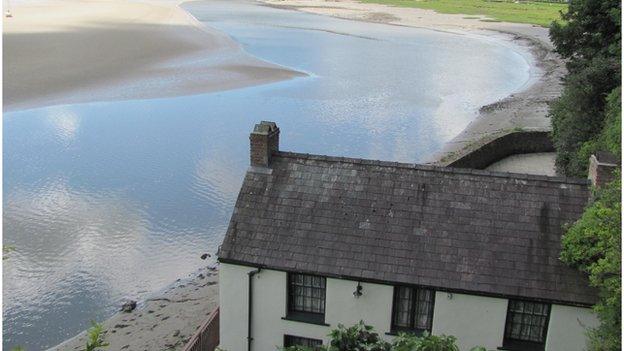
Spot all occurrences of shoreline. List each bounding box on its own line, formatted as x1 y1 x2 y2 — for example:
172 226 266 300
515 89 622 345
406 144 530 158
39 2 563 350
3 0 306 112
257 0 564 166
47 265 219 351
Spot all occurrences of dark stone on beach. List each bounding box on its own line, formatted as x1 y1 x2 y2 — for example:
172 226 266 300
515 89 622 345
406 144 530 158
114 324 130 329
198 273 205 279
121 300 137 312
200 253 210 260
173 330 180 337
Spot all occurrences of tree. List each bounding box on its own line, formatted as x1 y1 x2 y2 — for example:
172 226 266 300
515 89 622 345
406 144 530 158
561 176 621 351
549 2 621 350
549 0 621 176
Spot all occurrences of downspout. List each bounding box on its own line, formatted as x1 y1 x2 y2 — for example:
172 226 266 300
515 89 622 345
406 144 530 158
247 268 261 351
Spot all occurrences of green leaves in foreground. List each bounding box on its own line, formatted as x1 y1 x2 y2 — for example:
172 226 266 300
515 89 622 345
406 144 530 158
561 176 621 351
281 320 484 351
84 321 109 351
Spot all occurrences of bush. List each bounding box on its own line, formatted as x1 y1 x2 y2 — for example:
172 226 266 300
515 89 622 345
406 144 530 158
327 321 391 351
561 176 621 351
280 321 472 351
392 332 458 351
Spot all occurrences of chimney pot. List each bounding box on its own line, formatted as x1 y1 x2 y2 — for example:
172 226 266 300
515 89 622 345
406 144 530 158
588 152 619 187
250 121 279 167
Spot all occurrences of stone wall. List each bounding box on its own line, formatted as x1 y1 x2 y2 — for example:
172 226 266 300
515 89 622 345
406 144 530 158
446 131 554 169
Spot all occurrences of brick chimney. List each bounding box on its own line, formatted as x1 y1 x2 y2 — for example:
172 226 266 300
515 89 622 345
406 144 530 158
250 121 279 168
588 151 619 187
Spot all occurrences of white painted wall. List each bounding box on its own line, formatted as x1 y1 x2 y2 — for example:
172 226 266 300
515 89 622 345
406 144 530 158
219 263 597 351
546 304 599 351
432 291 508 350
220 263 395 351
325 278 394 341
219 263 255 351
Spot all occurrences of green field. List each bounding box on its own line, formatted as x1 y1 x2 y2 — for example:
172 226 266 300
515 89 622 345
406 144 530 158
359 0 567 27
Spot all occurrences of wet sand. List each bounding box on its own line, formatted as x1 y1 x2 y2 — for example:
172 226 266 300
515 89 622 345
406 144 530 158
3 0 305 111
48 266 219 351
259 0 564 167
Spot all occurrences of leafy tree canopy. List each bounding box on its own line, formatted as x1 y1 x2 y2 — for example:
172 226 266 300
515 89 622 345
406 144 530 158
549 0 621 176
561 175 621 351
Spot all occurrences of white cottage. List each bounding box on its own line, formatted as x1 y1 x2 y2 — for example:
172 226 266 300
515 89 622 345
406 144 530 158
218 122 604 351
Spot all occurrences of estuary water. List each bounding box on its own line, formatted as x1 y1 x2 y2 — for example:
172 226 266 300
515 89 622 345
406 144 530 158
3 0 532 349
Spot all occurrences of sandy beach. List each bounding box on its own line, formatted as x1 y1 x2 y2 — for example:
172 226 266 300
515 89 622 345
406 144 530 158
259 0 564 166
48 265 219 351
3 0 305 111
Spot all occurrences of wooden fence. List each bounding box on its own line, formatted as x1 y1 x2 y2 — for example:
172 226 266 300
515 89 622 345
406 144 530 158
182 307 220 351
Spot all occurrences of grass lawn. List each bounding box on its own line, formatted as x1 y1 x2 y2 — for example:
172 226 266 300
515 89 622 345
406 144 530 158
358 0 567 27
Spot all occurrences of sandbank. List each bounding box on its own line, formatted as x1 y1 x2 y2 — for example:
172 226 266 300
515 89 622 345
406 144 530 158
3 0 305 111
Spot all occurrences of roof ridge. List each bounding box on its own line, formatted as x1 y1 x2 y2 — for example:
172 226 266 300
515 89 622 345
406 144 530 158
273 151 590 185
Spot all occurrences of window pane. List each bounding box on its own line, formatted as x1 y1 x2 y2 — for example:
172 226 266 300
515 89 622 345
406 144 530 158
504 300 550 344
288 273 326 315
284 335 323 350
392 286 434 332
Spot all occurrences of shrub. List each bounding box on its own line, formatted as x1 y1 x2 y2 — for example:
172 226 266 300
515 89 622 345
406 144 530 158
327 321 391 351
279 322 467 351
561 176 621 351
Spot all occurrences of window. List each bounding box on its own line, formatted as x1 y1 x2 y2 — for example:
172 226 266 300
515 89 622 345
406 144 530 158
287 273 326 324
284 335 323 350
503 300 551 351
391 286 435 334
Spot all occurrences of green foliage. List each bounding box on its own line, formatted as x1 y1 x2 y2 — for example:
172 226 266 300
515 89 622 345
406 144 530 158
549 0 621 176
10 347 25 351
392 332 458 351
360 0 567 26
282 347 316 351
578 87 622 165
327 321 391 351
280 322 469 351
3 245 16 260
83 321 109 351
549 1 621 349
561 176 621 351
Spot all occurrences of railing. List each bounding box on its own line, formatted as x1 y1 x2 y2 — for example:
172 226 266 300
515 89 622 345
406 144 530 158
182 307 220 351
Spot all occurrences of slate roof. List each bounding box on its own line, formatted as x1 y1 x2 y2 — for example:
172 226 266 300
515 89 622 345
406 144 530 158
219 151 597 306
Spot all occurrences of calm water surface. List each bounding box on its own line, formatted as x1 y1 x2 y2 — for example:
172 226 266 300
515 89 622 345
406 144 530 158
3 0 532 349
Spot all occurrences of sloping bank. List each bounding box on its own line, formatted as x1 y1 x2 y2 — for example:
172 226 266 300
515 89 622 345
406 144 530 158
259 0 564 168
48 265 219 351
3 0 305 112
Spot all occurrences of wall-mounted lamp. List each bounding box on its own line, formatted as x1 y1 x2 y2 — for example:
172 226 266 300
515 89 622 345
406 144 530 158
353 282 363 298
447 292 453 300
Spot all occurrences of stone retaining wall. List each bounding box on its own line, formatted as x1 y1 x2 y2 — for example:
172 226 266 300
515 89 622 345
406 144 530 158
446 131 555 169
